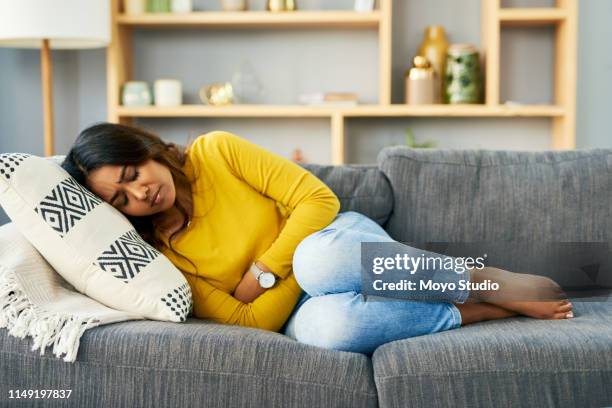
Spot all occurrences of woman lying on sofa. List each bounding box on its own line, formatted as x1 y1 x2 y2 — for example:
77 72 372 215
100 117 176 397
61 122 574 355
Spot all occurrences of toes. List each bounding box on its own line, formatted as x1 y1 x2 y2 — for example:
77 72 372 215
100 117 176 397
557 303 573 312
551 311 574 319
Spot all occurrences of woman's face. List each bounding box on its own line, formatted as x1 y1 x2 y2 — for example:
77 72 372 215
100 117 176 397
86 159 176 217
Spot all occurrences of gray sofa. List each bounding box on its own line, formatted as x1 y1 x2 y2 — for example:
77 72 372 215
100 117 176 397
1 146 611 407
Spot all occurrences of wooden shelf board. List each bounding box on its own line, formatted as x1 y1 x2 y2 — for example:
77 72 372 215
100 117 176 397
116 104 565 118
499 8 567 26
117 11 381 28
343 104 565 117
116 105 336 117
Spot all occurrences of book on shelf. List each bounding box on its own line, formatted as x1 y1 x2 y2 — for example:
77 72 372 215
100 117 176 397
298 92 358 106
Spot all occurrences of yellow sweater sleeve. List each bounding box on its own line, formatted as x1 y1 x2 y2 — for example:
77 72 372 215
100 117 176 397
196 130 341 279
183 271 303 332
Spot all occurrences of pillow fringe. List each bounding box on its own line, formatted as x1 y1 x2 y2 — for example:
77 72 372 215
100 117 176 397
0 268 100 363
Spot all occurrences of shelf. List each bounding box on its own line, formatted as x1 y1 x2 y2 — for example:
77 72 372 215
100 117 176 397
343 104 565 117
116 104 565 118
117 11 382 29
117 105 336 117
109 0 577 163
499 8 567 27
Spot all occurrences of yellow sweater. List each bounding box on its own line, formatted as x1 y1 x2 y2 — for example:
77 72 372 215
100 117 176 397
158 131 341 332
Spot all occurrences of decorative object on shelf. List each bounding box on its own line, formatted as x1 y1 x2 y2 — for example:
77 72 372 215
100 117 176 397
0 0 110 157
154 79 182 106
404 56 435 105
148 0 171 12
405 128 436 148
231 60 264 103
445 44 483 104
354 0 375 12
122 81 153 106
285 0 297 11
291 148 308 163
266 0 286 12
200 82 234 105
171 0 192 13
124 0 148 15
292 148 306 163
416 25 449 104
220 0 248 11
298 92 358 106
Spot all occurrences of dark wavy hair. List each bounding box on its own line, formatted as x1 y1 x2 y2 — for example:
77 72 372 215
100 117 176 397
61 122 196 271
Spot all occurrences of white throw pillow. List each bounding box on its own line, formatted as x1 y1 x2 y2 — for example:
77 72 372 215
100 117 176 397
0 153 192 322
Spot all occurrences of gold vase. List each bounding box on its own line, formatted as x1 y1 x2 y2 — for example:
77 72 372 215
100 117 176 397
266 0 285 12
285 0 297 11
416 26 449 103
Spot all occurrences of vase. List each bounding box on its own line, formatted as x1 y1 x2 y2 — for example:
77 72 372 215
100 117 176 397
266 0 285 12
121 82 152 106
154 79 182 107
148 0 170 12
445 44 483 104
220 0 247 11
171 0 192 13
405 56 435 105
416 25 449 103
124 0 147 14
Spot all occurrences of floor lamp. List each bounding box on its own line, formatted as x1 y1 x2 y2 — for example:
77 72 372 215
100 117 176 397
0 0 110 156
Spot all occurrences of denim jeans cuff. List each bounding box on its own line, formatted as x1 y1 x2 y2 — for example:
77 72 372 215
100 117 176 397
447 303 462 328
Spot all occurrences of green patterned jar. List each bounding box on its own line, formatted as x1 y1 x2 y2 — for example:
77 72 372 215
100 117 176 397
148 0 171 12
444 44 483 104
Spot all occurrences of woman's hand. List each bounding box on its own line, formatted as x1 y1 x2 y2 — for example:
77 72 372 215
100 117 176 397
232 261 275 303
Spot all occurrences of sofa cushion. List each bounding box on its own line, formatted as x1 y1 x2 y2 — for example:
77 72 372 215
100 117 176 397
0 319 379 408
0 153 192 322
301 163 392 226
377 147 612 242
377 148 612 284
372 298 612 408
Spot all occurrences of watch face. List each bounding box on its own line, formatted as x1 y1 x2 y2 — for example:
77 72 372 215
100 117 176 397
259 272 276 288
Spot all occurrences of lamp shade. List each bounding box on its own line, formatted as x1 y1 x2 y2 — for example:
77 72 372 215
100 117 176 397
0 0 110 49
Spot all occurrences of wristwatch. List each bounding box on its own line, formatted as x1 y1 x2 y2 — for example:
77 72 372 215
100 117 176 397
249 262 277 289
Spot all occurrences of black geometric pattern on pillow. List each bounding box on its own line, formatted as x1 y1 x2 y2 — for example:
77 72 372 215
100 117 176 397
161 282 192 322
35 177 102 238
94 230 159 283
0 153 30 181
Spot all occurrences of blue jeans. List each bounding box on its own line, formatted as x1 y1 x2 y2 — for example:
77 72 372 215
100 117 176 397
281 211 467 355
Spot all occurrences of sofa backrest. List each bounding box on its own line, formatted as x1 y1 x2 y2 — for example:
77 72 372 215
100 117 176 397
300 163 393 226
377 147 612 243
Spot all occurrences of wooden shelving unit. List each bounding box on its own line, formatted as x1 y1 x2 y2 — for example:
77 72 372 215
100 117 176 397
482 0 577 150
498 8 567 27
117 11 382 28
107 0 577 164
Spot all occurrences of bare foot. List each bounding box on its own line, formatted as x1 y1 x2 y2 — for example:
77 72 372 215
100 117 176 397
455 302 518 325
467 267 574 320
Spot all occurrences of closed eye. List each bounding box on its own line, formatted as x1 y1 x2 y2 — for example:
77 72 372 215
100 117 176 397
113 167 139 208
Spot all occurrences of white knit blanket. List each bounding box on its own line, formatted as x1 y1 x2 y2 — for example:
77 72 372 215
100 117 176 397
0 223 143 363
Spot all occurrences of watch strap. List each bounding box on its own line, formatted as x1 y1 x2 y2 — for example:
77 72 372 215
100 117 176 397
249 263 263 281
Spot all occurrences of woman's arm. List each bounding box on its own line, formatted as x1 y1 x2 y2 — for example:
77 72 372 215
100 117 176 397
184 270 302 332
200 131 341 280
232 260 275 303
